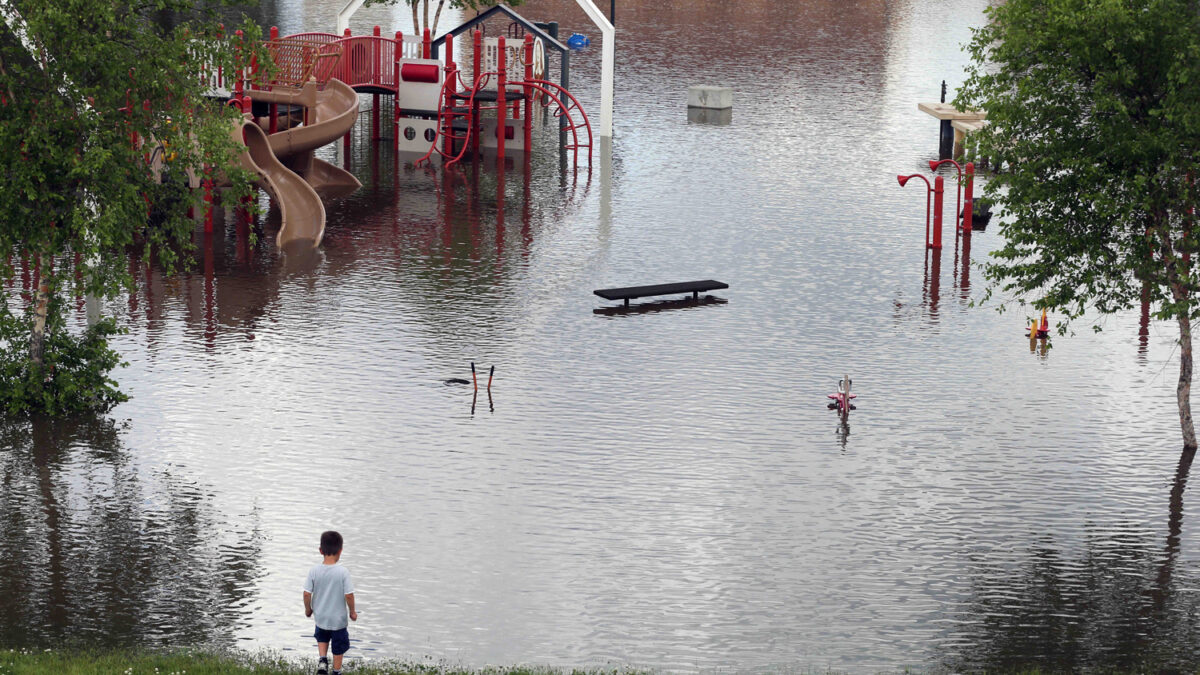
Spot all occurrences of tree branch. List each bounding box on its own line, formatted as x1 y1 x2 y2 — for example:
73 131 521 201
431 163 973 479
0 53 16 104
431 0 447 35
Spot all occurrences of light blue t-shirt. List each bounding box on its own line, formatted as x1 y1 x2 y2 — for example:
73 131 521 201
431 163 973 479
304 563 355 630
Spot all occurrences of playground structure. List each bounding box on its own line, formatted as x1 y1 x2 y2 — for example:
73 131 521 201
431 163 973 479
334 0 614 139
184 6 594 251
827 376 856 417
270 11 592 168
221 38 363 248
1027 309 1050 340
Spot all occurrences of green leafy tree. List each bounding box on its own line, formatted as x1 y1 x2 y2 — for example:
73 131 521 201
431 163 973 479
0 0 260 414
957 0 1200 451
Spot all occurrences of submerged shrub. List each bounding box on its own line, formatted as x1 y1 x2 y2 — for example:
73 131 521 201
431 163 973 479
0 301 128 416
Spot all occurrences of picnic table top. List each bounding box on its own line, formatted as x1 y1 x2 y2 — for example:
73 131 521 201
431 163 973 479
918 102 988 121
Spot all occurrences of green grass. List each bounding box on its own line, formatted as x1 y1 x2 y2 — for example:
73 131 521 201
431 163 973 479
0 648 650 675
7 648 1181 675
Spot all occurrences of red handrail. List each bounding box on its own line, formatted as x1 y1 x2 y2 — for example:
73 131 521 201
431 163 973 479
511 78 592 163
416 69 478 168
419 72 592 167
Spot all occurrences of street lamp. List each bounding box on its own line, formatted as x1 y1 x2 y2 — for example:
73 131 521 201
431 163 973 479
929 159 962 232
929 159 977 234
898 173 944 249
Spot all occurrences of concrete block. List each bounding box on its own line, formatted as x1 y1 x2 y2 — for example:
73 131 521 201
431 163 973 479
687 107 732 126
687 85 733 110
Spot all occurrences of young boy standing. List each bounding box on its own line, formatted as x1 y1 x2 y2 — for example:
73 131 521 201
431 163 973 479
303 531 357 675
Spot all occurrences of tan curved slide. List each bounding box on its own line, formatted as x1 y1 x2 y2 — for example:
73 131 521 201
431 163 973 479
231 78 362 248
236 118 327 248
252 79 361 191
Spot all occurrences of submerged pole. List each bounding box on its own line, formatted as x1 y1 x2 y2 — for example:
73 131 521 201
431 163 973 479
962 162 975 235
931 175 944 250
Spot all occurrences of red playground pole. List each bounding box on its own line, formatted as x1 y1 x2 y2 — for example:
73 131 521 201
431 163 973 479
342 29 352 151
216 23 225 89
523 34 533 151
497 36 507 164
372 26 381 140
234 30 245 96
394 31 403 151
963 162 975 235
423 28 431 59
472 30 482 87
928 158 963 233
472 30 482 155
931 175 944 250
268 26 279 134
203 167 214 234
443 33 456 158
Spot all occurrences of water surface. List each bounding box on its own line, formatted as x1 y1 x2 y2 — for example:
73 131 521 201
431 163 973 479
4 0 1200 671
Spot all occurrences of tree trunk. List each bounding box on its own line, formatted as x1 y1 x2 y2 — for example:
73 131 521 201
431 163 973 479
1158 206 1196 453
411 1 419 36
432 0 447 35
30 274 50 368
1177 311 1197 451
422 0 430 36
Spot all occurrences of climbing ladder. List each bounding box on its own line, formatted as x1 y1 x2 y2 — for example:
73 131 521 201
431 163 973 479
417 74 591 168
417 71 478 167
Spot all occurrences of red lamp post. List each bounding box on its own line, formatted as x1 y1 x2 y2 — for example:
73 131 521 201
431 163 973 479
929 159 962 232
898 173 944 249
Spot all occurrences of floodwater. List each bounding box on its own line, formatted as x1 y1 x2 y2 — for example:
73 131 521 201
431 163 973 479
4 0 1200 671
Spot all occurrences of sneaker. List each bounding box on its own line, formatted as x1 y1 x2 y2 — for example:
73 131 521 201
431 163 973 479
317 656 329 675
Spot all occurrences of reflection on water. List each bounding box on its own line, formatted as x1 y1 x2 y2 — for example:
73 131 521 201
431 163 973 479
0 417 263 648
4 0 1200 671
939 450 1200 672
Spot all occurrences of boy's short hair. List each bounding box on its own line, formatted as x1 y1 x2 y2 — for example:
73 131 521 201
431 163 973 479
320 530 343 556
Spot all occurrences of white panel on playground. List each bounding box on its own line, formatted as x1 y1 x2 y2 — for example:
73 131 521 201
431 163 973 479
398 33 424 59
475 37 544 90
394 57 444 113
479 118 527 153
394 118 441 154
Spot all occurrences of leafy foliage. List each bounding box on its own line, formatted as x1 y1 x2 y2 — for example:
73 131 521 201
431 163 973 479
0 296 127 415
0 0 264 414
957 0 1200 324
956 0 1200 449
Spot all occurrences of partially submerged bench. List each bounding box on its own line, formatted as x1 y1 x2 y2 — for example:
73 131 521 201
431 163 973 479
594 280 729 308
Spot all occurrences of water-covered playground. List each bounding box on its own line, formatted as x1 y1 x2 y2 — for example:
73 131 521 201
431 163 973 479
4 0 1200 671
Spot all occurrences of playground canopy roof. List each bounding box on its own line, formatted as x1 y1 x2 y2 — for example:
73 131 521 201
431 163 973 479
430 5 568 57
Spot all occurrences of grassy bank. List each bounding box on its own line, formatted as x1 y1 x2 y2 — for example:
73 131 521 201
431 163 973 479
0 649 647 675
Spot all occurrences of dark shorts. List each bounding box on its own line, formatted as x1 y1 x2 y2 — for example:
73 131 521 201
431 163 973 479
314 626 350 655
